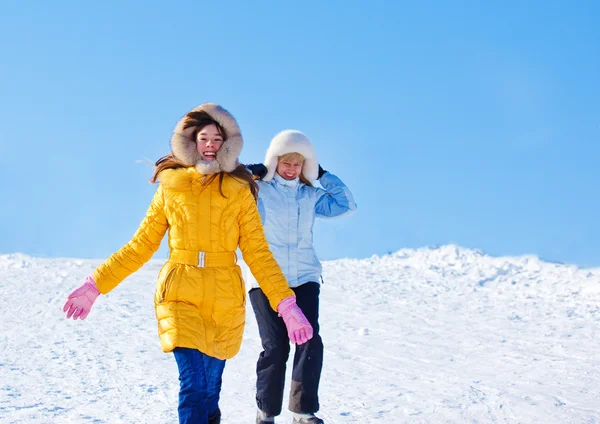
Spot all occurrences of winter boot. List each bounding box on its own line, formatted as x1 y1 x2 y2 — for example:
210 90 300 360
256 409 275 424
292 413 324 424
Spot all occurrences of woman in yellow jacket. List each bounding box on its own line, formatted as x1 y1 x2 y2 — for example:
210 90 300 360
62 103 314 424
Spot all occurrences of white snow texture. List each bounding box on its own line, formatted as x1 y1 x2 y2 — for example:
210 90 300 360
1 244 599 423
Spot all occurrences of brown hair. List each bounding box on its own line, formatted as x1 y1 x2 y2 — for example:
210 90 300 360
199 165 259 201
151 111 258 200
278 153 313 187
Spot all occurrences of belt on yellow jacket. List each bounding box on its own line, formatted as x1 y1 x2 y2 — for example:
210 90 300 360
169 249 237 267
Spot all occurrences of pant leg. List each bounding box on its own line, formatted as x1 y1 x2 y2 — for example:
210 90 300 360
289 282 323 414
203 354 226 422
173 347 225 424
249 287 291 416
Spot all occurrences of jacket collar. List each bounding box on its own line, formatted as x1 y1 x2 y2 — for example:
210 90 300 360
274 173 300 188
158 167 206 190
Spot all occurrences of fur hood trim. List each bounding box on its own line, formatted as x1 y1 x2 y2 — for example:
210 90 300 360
170 103 242 174
263 130 318 182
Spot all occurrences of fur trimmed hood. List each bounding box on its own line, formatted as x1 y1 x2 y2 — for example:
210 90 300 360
170 103 243 174
263 130 318 182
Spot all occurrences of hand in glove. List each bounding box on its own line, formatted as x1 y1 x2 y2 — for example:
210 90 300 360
63 276 101 320
318 165 327 179
277 296 314 344
247 163 268 180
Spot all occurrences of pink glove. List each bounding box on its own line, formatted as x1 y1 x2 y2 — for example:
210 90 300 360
63 276 101 320
277 296 314 345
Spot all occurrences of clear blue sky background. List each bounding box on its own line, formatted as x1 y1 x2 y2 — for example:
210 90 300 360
1 1 599 266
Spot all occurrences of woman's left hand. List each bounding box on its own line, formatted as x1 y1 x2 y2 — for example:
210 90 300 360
63 276 101 320
277 296 314 344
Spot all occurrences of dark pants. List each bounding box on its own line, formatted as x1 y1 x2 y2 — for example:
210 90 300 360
173 347 226 424
249 282 323 416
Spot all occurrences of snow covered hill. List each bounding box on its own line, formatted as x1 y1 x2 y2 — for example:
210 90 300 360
1 245 599 423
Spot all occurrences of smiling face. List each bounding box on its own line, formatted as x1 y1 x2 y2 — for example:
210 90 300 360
276 153 304 180
196 124 224 162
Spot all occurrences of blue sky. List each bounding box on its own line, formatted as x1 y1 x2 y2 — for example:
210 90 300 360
1 1 599 266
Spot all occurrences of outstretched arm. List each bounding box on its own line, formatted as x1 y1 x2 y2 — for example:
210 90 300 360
237 187 294 310
92 185 169 294
238 186 314 344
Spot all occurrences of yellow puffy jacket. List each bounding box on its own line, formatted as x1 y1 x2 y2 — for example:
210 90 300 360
93 166 294 359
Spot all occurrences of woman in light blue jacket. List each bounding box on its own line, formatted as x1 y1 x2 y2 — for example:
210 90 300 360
247 130 356 424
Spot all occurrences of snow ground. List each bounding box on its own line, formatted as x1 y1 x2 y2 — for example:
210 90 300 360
1 245 599 423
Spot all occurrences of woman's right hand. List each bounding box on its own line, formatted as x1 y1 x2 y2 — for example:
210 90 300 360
63 276 101 320
247 163 268 180
277 296 314 344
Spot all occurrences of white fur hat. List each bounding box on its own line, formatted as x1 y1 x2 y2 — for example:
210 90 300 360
263 130 318 181
170 103 242 174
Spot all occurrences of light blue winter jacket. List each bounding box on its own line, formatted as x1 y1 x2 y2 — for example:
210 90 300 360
252 171 357 288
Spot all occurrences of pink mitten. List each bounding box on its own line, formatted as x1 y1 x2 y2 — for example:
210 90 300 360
277 296 314 345
63 276 101 320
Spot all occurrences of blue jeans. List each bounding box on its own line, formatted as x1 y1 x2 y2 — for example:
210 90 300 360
173 347 226 424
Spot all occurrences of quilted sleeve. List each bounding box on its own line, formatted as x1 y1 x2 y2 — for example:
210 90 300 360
93 185 169 294
237 187 294 310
